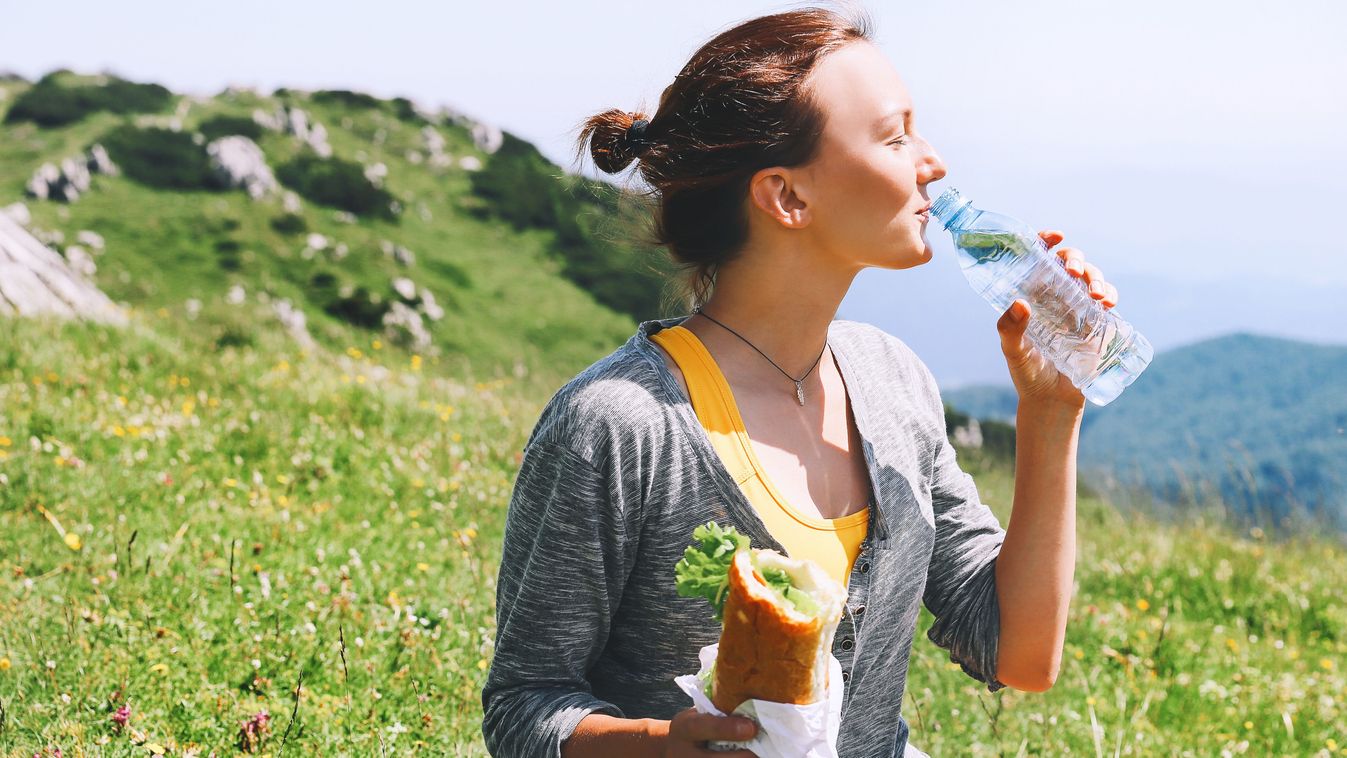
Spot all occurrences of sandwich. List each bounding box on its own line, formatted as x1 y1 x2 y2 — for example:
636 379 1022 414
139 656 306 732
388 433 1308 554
674 521 847 713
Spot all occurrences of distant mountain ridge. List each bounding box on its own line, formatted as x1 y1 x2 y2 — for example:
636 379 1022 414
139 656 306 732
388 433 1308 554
943 332 1347 529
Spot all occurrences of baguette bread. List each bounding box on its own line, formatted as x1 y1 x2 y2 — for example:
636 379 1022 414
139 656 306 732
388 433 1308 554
712 548 846 713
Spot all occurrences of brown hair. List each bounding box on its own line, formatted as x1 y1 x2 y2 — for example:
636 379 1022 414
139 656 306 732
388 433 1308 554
572 3 874 313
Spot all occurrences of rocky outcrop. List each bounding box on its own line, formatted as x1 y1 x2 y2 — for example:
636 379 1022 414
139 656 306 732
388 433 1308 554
26 144 119 202
952 418 983 449
382 301 431 351
422 126 453 169
380 239 415 267
206 136 277 199
470 121 503 155
253 104 332 157
272 298 315 348
0 210 127 325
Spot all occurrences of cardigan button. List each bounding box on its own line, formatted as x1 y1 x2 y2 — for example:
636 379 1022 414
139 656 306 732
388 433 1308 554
854 604 865 617
841 638 855 652
841 670 851 684
858 562 870 574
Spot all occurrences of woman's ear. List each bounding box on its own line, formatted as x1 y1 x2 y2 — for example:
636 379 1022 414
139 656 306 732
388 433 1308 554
748 167 811 230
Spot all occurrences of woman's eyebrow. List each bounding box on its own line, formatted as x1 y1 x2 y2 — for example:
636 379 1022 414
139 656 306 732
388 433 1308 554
873 108 912 136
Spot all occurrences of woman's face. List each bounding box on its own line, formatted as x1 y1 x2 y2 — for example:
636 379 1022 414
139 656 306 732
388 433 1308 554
792 40 947 271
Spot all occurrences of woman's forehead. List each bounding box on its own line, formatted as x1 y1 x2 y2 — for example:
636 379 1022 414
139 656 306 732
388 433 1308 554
808 42 913 134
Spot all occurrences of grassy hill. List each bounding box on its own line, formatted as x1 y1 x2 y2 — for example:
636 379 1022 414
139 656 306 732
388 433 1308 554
0 71 678 380
1 74 1345 755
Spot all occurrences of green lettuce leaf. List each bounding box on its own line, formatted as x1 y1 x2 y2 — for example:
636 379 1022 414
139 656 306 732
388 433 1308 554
674 521 749 622
759 566 821 618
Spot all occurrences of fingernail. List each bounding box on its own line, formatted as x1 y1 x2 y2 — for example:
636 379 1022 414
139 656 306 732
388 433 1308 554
738 721 754 738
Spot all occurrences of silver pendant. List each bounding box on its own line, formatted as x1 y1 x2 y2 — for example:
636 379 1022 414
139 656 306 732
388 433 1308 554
796 382 805 406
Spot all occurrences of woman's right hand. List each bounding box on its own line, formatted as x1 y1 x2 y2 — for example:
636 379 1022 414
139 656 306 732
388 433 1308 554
660 707 759 757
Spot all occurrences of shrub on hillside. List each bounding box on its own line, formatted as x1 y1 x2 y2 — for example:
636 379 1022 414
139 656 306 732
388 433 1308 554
311 89 382 110
467 130 671 319
100 125 223 190
5 74 172 127
270 213 307 235
391 97 427 124
276 153 397 220
198 114 264 142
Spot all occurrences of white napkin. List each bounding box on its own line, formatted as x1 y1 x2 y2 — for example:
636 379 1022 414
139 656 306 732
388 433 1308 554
673 642 845 757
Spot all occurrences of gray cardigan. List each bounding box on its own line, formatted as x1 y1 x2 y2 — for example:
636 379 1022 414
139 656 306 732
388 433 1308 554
482 315 1007 757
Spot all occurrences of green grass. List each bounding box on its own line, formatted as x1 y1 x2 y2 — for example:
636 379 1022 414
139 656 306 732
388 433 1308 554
1 311 1344 756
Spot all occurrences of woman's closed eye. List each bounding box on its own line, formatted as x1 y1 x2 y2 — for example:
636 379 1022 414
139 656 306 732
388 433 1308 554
889 135 909 147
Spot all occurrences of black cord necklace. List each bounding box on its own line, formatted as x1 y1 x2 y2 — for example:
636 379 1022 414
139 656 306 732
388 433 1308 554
693 306 828 407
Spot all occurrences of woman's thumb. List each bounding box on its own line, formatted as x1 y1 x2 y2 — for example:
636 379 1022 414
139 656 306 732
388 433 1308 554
997 299 1032 356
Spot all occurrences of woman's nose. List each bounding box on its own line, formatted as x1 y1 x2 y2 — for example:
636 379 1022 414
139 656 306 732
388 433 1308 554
916 137 947 183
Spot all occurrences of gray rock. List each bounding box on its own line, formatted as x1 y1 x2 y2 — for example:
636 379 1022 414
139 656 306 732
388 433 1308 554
282 191 302 214
382 301 431 351
2 203 30 226
257 105 332 157
471 121 503 154
206 136 277 199
76 230 105 251
273 298 316 348
952 418 983 449
364 162 388 187
26 163 60 200
419 287 444 322
86 144 119 176
226 284 246 305
63 245 96 279
0 212 127 325
392 276 417 301
457 155 483 172
26 145 119 203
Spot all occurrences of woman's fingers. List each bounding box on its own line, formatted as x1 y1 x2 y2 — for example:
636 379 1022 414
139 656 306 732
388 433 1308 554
670 708 758 744
1056 247 1085 276
1043 234 1120 308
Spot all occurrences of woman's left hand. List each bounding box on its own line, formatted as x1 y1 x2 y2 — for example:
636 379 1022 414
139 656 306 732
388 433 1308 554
996 230 1119 409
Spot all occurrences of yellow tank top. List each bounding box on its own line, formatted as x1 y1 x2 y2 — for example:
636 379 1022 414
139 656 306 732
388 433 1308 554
649 325 869 589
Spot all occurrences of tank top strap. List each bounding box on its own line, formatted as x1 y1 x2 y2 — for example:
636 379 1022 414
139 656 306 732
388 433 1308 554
648 325 757 484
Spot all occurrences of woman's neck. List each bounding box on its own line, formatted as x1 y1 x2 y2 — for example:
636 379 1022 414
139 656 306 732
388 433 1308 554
683 248 860 390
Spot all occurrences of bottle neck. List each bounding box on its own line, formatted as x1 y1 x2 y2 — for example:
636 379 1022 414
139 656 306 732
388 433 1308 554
929 187 976 230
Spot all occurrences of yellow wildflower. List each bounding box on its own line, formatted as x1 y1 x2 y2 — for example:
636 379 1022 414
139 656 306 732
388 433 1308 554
1136 598 1150 611
1226 638 1238 653
64 532 82 551
1321 658 1334 670
417 562 430 572
0 436 11 447
149 663 168 675
0 657 11 670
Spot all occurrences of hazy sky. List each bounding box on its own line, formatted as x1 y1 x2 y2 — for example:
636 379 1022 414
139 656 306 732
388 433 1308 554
4 0 1345 387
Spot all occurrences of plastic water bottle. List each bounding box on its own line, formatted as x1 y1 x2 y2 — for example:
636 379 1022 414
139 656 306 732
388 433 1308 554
928 186 1153 406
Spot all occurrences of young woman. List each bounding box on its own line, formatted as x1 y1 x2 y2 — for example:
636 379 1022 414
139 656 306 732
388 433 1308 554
482 6 1119 757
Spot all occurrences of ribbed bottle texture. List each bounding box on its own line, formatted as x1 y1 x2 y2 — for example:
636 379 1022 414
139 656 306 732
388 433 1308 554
928 187 1153 406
